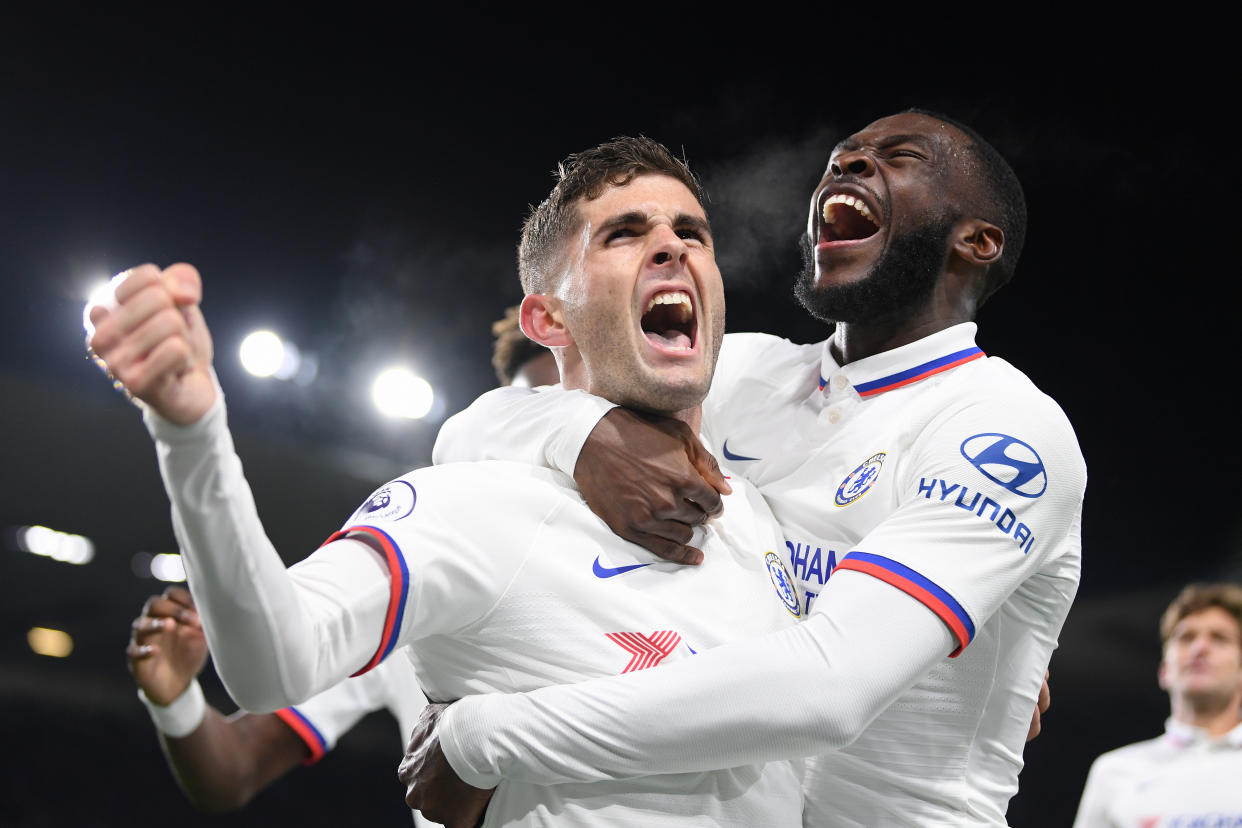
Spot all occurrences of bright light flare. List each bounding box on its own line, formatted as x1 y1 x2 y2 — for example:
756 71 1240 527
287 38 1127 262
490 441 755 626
371 367 434 419
239 330 304 380
150 553 187 583
82 277 120 337
17 525 95 565
28 627 74 658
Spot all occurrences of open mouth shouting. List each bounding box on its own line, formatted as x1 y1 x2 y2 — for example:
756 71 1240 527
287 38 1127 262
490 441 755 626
819 191 882 246
640 289 696 353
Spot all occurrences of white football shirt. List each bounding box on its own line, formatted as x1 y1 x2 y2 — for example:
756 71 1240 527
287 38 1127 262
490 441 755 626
701 324 1085 825
431 323 1086 826
331 458 806 827
144 395 805 827
1073 719 1242 827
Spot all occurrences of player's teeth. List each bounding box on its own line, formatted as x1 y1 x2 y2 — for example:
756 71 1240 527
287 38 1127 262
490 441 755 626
646 291 692 316
822 193 878 226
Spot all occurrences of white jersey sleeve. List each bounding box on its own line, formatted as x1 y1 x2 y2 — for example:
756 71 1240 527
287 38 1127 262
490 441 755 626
437 568 955 788
431 384 615 475
700 332 817 452
145 392 394 713
273 658 428 764
833 369 1085 655
321 463 559 680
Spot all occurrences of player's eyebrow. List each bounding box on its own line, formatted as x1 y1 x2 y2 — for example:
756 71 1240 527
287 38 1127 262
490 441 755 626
596 211 649 236
595 211 712 239
832 133 935 156
675 213 713 239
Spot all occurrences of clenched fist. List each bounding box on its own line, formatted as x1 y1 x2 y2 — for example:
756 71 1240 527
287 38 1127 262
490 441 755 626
86 263 215 425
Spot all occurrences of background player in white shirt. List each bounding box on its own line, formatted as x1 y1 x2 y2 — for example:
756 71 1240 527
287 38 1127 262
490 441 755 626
1073 582 1242 827
86 137 808 827
405 109 1087 827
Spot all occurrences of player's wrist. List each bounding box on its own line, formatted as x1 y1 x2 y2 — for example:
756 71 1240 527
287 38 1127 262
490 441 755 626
141 367 226 440
138 678 206 738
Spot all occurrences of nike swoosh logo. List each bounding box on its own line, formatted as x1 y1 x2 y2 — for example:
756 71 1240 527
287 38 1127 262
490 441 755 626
722 439 760 462
592 557 654 579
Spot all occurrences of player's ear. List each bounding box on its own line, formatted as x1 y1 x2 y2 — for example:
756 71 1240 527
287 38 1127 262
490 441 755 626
951 219 1003 267
520 294 572 348
1156 660 1170 692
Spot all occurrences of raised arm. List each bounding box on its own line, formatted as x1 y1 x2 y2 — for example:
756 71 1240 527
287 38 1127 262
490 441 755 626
89 264 390 710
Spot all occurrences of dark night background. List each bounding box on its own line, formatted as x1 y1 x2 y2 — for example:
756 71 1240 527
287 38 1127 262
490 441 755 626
1 10 1235 827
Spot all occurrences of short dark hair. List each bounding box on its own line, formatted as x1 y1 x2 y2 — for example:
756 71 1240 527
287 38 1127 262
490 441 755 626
906 109 1027 305
1159 582 1242 648
490 304 548 386
518 136 706 295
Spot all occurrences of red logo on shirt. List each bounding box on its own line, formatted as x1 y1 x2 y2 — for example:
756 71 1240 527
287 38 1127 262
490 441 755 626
607 631 682 673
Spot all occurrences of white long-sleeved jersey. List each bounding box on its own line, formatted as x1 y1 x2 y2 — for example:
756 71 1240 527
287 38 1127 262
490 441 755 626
146 392 805 827
431 324 1087 826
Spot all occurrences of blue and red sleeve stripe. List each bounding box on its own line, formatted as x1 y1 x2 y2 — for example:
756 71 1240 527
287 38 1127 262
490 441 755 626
274 707 328 765
835 551 975 656
320 524 409 676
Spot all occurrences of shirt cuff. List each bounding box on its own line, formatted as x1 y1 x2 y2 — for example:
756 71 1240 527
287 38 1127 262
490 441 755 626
438 697 502 790
545 390 617 478
141 368 227 445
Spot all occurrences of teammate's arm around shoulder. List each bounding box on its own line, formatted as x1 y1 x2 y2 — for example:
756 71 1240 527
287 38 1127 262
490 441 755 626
433 385 730 565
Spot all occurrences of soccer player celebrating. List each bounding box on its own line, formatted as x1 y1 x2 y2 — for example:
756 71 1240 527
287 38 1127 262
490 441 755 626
123 311 556 826
87 137 808 827
409 110 1088 827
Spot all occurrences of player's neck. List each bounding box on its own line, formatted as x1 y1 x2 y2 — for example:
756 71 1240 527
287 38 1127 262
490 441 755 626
830 312 966 366
560 370 703 434
1172 696 1242 738
666 406 702 435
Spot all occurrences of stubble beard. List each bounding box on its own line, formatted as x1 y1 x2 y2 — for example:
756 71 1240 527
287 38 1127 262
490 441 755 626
582 339 714 417
794 216 956 327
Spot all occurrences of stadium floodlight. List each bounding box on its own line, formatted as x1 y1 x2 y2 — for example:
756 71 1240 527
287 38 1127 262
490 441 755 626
240 330 299 378
16 525 95 565
371 366 434 420
28 627 74 658
149 552 187 583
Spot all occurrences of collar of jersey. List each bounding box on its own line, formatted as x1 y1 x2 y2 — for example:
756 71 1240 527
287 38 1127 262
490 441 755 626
1163 716 1242 749
817 322 984 398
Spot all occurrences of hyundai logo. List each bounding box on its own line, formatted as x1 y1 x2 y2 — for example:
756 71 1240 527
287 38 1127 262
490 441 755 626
960 433 1047 498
